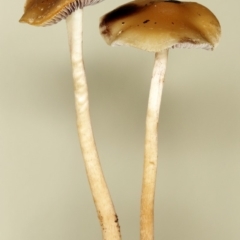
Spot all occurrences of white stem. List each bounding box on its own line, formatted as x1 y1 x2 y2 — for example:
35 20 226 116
140 50 168 240
66 9 121 240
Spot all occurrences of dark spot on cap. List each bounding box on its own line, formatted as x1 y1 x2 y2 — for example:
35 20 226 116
100 3 141 27
164 0 182 3
143 19 150 24
114 214 119 223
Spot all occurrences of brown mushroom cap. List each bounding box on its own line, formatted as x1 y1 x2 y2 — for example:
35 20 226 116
20 0 103 26
100 0 221 52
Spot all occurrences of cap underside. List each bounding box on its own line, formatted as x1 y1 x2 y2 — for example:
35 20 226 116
20 0 103 26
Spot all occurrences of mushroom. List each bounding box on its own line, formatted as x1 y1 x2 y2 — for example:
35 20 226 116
99 0 221 239
19 1 121 239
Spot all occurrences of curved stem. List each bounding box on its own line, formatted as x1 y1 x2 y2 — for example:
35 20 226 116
140 50 168 240
66 9 121 240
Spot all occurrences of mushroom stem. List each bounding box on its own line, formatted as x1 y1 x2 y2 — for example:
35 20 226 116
140 49 168 240
66 9 121 240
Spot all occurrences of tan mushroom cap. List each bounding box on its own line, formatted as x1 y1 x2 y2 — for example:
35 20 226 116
20 0 103 26
100 0 221 52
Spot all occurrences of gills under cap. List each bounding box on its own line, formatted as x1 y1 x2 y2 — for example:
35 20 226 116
100 0 221 52
20 0 103 26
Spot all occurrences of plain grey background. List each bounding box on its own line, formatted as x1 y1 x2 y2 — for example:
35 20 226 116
1 0 239 239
